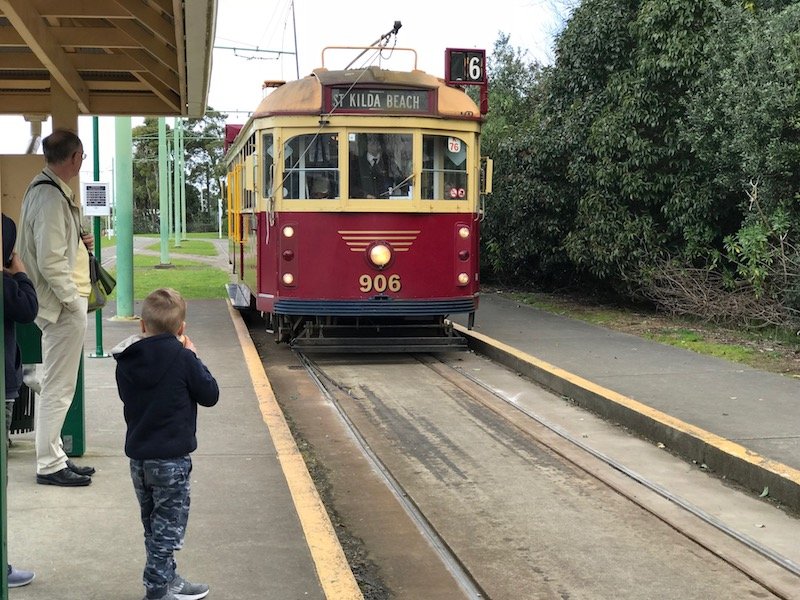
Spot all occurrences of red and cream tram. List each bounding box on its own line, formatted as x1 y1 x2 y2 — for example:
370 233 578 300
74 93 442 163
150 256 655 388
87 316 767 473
225 28 491 351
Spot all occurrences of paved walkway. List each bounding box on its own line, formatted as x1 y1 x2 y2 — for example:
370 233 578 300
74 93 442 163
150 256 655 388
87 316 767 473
6 275 360 598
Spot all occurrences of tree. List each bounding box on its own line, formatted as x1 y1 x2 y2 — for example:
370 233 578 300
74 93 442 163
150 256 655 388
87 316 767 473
131 109 228 233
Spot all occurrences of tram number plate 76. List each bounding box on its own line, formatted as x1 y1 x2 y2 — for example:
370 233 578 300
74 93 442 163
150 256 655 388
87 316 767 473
359 274 401 293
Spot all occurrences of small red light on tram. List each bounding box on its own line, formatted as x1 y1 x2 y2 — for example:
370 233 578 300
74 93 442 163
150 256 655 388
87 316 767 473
282 250 294 261
458 250 470 261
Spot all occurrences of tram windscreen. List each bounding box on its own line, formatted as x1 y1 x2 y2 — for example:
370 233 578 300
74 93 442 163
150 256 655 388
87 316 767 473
348 133 412 199
262 133 274 197
421 135 468 200
283 133 340 199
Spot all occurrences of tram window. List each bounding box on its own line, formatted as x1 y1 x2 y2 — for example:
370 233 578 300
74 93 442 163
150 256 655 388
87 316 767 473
421 135 468 200
348 133 412 199
284 133 339 199
262 133 274 198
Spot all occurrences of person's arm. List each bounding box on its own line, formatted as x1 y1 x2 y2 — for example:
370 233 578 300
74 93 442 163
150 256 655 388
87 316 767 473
3 263 38 324
184 351 220 408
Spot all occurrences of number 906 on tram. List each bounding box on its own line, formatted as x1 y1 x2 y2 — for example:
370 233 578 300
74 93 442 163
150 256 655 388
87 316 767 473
225 33 492 352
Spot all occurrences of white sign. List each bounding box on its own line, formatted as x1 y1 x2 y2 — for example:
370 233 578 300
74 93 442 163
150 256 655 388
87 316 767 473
82 182 111 216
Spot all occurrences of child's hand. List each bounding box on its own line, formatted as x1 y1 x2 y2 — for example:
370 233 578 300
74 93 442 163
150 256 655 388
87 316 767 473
179 334 197 354
5 253 26 275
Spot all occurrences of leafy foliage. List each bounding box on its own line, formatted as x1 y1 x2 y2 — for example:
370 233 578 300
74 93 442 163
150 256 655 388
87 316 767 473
481 0 800 327
131 110 227 233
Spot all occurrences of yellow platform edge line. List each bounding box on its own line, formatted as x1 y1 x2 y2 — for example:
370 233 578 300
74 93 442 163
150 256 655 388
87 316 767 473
227 302 364 600
453 323 800 485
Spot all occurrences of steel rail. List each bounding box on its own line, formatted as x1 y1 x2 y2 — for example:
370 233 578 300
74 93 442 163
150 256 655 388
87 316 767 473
436 357 800 584
298 352 488 600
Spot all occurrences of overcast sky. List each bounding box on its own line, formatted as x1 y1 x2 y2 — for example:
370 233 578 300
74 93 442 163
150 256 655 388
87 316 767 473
210 0 563 119
0 0 563 185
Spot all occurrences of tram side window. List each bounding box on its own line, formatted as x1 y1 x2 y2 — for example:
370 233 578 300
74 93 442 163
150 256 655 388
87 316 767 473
283 133 339 199
421 135 468 200
262 133 274 197
348 133 412 199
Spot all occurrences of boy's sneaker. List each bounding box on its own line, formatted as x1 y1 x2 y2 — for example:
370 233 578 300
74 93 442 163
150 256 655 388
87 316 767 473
8 564 35 587
142 594 177 600
169 575 209 600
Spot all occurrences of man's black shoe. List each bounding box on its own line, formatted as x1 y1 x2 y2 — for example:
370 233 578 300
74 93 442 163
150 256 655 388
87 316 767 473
36 468 91 487
66 459 95 476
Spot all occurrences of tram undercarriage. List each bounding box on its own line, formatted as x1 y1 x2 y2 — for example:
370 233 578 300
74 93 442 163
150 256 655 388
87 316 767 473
270 314 468 353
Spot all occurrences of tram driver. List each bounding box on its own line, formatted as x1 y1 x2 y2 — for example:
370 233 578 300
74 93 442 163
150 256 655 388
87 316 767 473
349 134 403 199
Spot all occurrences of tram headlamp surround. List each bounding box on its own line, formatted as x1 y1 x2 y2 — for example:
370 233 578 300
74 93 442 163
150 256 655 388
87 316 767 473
458 226 470 239
457 272 470 285
368 243 392 268
282 273 294 285
282 226 294 238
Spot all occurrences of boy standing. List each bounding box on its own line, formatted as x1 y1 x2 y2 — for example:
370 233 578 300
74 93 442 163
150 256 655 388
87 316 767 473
113 288 219 600
3 214 38 588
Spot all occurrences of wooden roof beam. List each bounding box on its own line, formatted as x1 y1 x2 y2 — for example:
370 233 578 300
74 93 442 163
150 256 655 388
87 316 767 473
113 0 174 47
113 18 177 72
172 0 187 115
132 70 180 112
0 0 90 112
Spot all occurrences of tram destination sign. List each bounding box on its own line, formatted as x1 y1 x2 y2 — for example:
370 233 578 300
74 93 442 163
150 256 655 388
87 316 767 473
328 87 432 114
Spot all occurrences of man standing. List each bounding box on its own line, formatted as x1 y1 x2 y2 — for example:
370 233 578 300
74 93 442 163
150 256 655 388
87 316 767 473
17 129 95 487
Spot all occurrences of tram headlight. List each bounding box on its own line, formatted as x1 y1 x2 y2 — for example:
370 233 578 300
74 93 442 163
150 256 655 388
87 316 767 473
282 273 294 285
458 226 470 239
282 226 294 238
368 243 392 268
457 272 470 286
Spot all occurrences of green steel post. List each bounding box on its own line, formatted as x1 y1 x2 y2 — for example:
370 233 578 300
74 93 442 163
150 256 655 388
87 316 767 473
1 275 6 598
167 137 173 244
180 120 187 240
114 117 134 317
61 358 85 456
172 118 181 247
91 116 108 358
158 119 172 268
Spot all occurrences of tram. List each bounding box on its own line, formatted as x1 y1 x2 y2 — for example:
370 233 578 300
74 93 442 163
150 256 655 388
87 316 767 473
225 24 492 352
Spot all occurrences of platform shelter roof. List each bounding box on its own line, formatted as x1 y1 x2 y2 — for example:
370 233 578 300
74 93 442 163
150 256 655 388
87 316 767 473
0 0 216 117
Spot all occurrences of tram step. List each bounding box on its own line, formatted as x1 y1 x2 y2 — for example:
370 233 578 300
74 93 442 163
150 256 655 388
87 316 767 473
226 283 251 309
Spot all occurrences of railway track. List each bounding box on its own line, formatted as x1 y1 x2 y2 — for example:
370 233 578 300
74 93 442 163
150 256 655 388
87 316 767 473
250 322 800 599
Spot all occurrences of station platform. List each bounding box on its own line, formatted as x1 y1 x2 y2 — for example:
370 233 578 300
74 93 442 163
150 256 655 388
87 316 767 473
7 290 800 598
5 299 361 600
452 293 800 513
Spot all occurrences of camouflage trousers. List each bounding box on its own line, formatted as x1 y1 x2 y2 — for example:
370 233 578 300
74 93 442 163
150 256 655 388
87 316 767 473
130 456 192 598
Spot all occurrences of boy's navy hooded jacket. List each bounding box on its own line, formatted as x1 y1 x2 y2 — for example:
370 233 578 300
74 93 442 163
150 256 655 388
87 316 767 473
113 332 219 460
3 214 38 399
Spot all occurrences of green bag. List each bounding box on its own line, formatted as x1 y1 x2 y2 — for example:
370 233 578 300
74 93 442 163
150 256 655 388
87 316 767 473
87 252 116 312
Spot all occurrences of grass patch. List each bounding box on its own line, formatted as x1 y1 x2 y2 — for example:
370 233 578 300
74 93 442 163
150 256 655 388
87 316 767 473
502 288 800 375
144 239 218 256
643 328 757 363
109 255 228 300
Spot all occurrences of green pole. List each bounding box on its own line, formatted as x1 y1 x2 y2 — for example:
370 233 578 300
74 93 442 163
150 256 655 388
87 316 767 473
90 116 108 358
172 118 181 248
158 118 171 267
114 117 134 318
167 137 173 244
180 121 187 240
1 269 7 598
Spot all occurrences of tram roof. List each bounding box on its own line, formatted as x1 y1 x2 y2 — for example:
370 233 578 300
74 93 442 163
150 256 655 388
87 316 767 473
250 66 481 121
0 1 216 117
